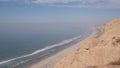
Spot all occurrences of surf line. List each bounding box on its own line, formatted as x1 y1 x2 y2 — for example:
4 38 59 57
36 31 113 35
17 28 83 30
0 35 81 65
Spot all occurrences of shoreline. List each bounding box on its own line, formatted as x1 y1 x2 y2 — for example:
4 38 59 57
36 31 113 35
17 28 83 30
29 40 83 68
28 24 100 68
0 35 82 68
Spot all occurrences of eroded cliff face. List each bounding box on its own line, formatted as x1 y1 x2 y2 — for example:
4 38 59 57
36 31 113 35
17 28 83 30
55 19 120 68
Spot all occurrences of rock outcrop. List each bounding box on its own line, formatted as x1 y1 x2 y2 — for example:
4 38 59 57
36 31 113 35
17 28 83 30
55 19 120 68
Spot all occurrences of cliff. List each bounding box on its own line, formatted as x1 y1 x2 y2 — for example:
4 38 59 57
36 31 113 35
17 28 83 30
55 19 120 68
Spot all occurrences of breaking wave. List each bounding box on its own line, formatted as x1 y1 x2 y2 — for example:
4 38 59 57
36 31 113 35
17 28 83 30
0 35 81 65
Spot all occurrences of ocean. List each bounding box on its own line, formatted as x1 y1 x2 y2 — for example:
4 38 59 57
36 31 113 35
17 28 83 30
0 22 89 68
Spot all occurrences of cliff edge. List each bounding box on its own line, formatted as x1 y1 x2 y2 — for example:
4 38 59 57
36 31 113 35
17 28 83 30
55 19 120 68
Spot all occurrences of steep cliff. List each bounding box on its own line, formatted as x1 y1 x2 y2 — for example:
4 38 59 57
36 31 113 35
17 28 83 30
55 19 120 68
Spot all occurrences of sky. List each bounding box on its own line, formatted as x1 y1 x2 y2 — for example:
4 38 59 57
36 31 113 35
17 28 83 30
0 0 120 24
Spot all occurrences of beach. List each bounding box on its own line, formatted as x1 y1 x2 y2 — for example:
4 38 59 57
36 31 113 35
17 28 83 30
29 19 120 68
29 41 82 68
28 21 95 68
0 1 120 68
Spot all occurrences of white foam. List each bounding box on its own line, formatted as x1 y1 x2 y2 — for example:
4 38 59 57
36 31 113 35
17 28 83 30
0 35 81 65
10 59 30 68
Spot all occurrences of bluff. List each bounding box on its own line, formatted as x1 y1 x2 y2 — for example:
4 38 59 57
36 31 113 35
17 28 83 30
55 19 120 68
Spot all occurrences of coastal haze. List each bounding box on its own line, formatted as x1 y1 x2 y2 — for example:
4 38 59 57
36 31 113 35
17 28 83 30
0 22 87 61
0 19 90 67
0 0 120 68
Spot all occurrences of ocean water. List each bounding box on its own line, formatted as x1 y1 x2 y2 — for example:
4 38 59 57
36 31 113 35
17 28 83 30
0 22 89 68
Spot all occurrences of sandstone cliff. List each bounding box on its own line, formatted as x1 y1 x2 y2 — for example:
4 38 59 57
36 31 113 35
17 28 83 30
55 19 120 68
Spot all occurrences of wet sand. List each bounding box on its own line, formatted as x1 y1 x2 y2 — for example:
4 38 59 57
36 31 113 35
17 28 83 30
29 41 82 68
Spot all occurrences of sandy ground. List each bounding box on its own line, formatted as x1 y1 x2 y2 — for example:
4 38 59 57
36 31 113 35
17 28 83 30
29 19 120 68
29 41 82 68
55 19 120 68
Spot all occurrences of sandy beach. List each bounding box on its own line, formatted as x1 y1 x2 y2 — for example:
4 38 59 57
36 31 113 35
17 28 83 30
29 23 95 68
29 19 120 68
29 41 82 68
0 1 120 68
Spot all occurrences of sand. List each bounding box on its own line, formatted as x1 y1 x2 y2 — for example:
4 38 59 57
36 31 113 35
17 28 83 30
29 41 82 68
30 18 120 68
55 19 120 68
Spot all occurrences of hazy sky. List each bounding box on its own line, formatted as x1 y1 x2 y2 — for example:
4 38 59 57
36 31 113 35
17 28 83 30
0 0 120 23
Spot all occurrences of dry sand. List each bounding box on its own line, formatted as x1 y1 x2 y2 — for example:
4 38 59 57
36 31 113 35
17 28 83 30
30 18 120 68
29 41 83 68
